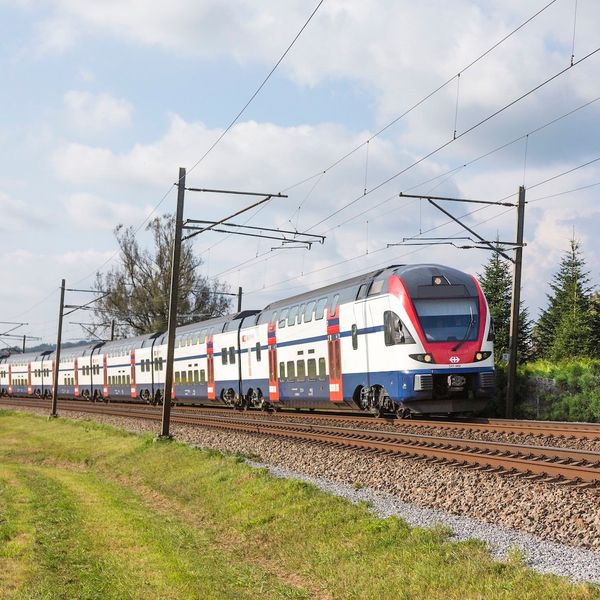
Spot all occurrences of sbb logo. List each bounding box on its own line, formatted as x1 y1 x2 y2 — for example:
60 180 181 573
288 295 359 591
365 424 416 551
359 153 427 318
449 356 460 363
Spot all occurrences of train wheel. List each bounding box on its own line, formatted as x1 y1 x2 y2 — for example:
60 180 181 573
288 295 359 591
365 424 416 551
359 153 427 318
396 406 411 419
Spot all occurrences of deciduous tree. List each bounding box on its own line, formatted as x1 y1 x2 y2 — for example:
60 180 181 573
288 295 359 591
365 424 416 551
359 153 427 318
92 215 231 338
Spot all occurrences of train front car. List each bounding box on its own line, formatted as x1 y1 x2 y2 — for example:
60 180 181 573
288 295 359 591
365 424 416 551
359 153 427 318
379 264 494 416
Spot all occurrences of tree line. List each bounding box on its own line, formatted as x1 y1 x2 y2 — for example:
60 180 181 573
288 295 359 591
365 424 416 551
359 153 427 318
479 236 600 364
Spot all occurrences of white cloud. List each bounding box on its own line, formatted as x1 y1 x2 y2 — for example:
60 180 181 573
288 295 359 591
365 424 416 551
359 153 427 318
34 16 78 54
0 191 35 232
64 192 147 229
64 90 133 134
32 1 600 122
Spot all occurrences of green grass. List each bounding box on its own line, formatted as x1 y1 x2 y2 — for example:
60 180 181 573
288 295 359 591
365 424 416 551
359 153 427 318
0 409 597 599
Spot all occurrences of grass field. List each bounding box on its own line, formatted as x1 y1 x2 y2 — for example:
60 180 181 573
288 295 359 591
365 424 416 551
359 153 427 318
0 409 597 599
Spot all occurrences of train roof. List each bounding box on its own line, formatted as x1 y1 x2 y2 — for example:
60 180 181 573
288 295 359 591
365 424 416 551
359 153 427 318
262 266 400 311
261 263 477 313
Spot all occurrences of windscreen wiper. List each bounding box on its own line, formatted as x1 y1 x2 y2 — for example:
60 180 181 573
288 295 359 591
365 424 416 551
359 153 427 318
452 307 474 352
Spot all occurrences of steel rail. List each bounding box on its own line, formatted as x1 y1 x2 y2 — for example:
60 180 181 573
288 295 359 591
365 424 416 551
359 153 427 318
2 398 598 485
2 397 600 439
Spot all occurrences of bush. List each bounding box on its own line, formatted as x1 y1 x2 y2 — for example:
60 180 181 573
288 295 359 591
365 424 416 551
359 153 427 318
509 359 600 422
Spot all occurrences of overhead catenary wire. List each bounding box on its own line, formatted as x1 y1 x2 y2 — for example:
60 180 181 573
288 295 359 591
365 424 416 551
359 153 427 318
243 152 600 297
306 45 600 233
280 0 560 195
70 0 326 289
72 0 566 296
211 93 600 281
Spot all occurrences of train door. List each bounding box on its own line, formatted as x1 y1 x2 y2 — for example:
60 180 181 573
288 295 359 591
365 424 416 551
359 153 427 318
27 363 32 396
40 356 47 396
130 351 137 399
352 290 371 389
74 358 80 397
267 322 279 402
7 364 12 396
207 336 215 400
326 303 344 403
102 354 108 398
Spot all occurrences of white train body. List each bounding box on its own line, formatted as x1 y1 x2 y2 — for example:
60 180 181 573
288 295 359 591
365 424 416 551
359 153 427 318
0 264 495 415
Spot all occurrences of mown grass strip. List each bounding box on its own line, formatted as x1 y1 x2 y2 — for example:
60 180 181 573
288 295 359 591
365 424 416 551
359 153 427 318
51 469 309 599
0 409 597 599
0 469 33 599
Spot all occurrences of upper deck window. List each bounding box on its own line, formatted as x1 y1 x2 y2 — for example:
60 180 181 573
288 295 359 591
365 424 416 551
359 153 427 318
368 279 384 296
412 298 479 343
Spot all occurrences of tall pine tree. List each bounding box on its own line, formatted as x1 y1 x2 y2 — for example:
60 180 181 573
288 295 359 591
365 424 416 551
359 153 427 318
478 250 532 363
533 237 593 360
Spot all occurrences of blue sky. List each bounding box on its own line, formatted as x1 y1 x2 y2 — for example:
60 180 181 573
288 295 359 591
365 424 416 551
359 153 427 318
1 0 600 345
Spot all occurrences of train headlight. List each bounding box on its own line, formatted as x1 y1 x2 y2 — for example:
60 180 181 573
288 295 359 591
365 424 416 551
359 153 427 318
409 353 435 364
473 351 492 362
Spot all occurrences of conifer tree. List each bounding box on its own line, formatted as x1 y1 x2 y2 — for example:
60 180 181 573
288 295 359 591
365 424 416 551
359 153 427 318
589 292 600 359
533 237 593 360
478 250 532 363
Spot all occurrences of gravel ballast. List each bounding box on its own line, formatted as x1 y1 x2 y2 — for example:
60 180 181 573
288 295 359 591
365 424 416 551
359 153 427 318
5 405 600 584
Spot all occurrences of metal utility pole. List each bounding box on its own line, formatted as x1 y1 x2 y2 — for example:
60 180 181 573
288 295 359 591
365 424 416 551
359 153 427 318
237 287 242 312
505 186 526 418
111 319 115 341
22 335 26 353
160 167 186 439
50 279 66 418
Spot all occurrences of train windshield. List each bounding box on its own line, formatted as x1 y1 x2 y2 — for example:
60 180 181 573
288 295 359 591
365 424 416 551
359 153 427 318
412 298 479 343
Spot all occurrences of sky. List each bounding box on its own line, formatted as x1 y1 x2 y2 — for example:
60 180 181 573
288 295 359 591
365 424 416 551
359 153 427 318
1 0 600 346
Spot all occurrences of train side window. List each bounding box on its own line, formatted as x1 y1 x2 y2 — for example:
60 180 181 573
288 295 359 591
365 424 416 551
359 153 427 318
278 308 289 328
279 362 285 380
221 348 228 365
318 357 326 379
193 370 199 383
368 279 385 296
175 372 181 384
188 370 194 383
315 298 327 320
298 303 305 324
384 311 415 345
307 359 317 380
126 375 131 384
229 347 236 364
330 294 339 314
270 311 278 325
304 301 315 323
288 305 299 327
287 361 295 381
296 360 306 381
356 283 368 300
352 324 358 350
200 369 206 383
255 342 262 362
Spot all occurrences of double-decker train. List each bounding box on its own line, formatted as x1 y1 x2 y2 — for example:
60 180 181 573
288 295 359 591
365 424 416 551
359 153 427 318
0 264 495 416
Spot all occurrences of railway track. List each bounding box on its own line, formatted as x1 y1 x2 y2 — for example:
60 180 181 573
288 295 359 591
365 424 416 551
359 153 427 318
2 397 599 486
175 406 600 441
